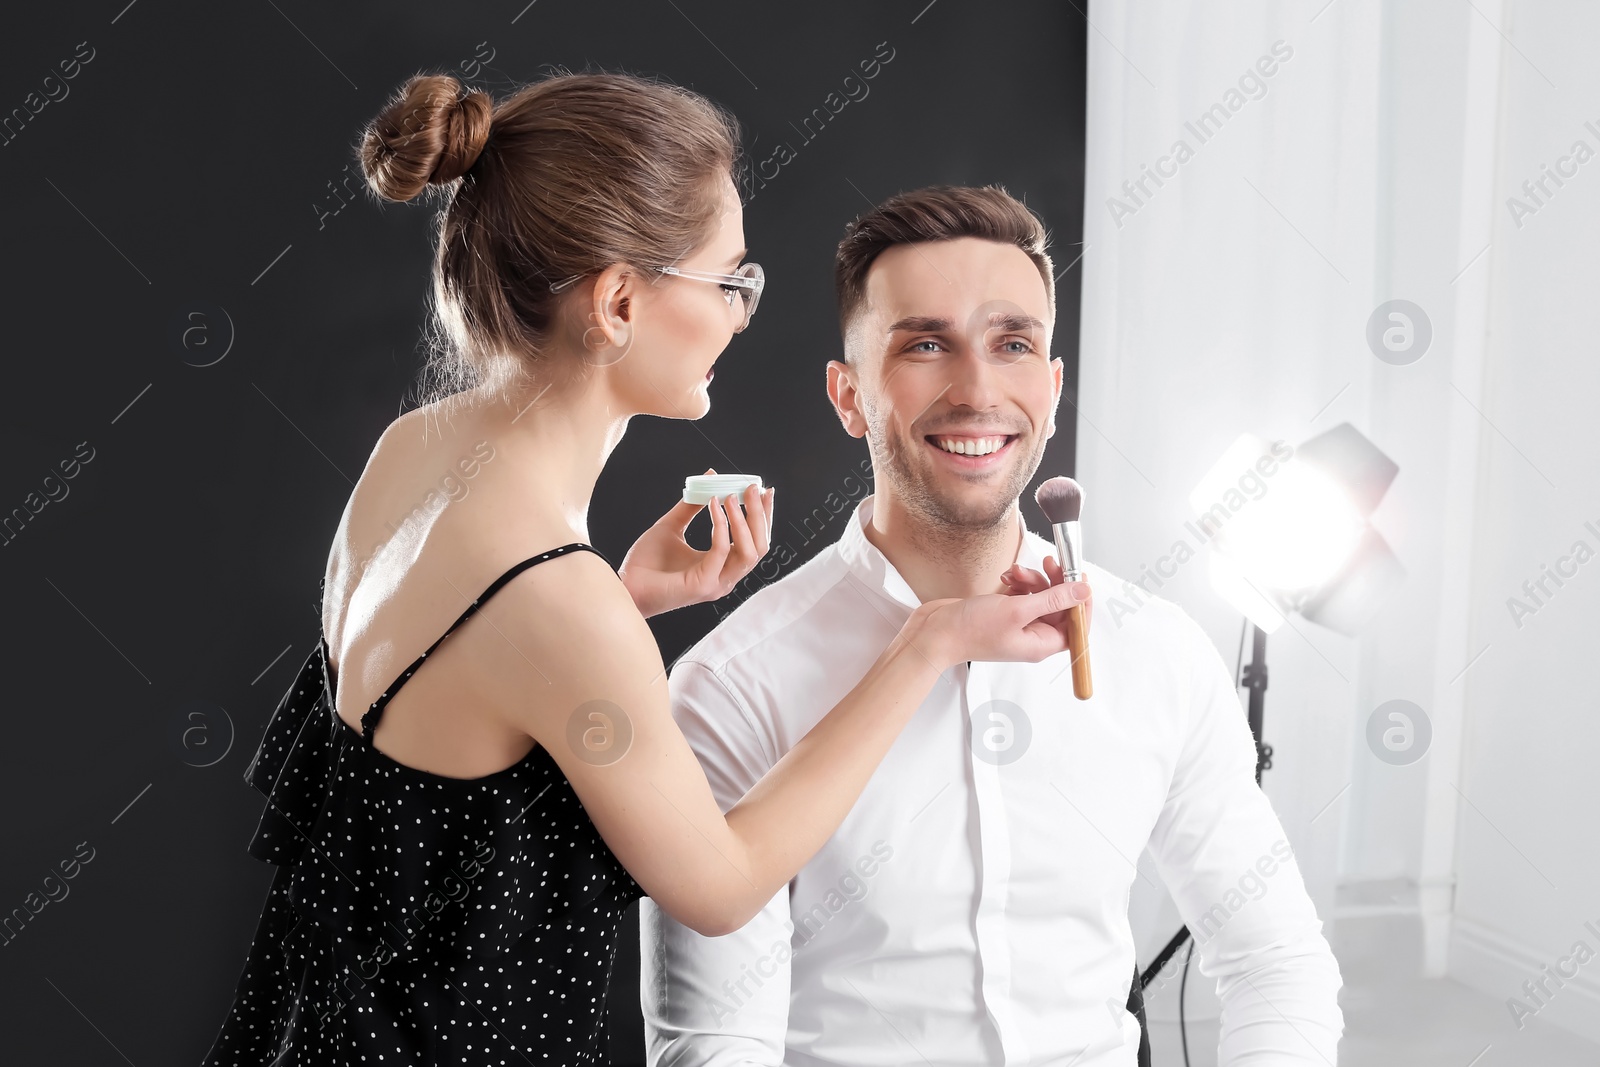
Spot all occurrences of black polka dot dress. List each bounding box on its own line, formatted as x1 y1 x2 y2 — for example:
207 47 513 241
203 543 644 1066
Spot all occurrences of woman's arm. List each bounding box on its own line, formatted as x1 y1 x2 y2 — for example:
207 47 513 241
485 549 946 936
475 541 1082 937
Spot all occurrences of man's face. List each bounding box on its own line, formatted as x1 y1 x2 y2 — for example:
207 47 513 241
829 237 1062 531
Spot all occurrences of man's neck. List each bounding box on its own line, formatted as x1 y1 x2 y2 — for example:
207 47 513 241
861 491 1025 603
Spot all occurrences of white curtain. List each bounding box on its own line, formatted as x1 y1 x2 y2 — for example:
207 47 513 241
1080 0 1600 1047
1075 0 1384 1025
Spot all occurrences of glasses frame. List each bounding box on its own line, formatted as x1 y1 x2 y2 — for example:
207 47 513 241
550 262 766 333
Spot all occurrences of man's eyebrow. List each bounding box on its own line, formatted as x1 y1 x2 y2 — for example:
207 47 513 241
886 316 955 334
724 247 748 268
986 312 1047 333
885 313 1047 333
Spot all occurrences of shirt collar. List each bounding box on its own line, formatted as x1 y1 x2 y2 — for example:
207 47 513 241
836 492 1055 611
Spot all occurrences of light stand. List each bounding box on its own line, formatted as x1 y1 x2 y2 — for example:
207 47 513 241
1243 623 1272 785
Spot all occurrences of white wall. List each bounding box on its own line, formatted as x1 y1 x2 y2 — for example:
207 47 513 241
1432 0 1600 1043
1080 0 1600 1045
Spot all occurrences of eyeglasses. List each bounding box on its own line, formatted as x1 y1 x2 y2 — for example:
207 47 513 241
550 262 766 333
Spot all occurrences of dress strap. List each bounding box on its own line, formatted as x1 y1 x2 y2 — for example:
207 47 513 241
357 542 615 741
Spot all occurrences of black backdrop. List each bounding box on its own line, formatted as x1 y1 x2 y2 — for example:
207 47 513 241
0 2 1084 1062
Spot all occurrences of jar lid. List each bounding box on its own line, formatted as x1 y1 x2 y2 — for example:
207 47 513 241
683 473 765 505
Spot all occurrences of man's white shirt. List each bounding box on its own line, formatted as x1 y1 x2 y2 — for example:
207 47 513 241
640 493 1343 1066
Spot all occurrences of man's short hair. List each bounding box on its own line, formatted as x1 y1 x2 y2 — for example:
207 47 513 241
832 184 1056 356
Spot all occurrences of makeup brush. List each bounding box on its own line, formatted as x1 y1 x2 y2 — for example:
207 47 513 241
1034 476 1093 699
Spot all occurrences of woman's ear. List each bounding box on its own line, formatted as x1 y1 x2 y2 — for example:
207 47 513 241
826 359 868 438
588 264 636 351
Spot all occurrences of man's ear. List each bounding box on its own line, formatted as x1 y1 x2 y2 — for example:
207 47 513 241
1044 355 1063 439
826 359 868 439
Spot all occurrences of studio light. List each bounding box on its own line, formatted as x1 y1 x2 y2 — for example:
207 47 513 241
1188 422 1404 635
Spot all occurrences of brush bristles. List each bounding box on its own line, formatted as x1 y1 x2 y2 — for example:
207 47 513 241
1035 477 1083 525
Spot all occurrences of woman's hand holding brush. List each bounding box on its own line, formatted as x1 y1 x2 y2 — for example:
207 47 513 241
1001 559 1095 697
999 558 1093 634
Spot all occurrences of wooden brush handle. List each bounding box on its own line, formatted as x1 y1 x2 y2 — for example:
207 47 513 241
1066 601 1093 699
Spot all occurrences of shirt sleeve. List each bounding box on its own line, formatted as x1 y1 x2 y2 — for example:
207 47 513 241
639 657 793 1067
1144 610 1345 1065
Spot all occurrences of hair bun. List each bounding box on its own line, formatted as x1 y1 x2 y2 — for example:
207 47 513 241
360 74 493 203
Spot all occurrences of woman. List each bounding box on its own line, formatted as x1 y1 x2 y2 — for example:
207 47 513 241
203 69 1089 1065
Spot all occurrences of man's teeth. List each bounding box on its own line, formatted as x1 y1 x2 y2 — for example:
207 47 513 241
934 436 1008 456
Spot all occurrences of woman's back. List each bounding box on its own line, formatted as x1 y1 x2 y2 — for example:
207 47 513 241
202 404 647 1062
321 400 599 780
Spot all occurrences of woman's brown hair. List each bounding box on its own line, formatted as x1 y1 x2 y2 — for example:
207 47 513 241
359 70 743 406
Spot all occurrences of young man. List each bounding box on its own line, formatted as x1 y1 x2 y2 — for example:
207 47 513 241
639 186 1343 1066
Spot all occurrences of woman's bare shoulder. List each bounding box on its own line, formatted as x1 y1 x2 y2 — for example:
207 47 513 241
321 400 550 640
457 539 661 746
